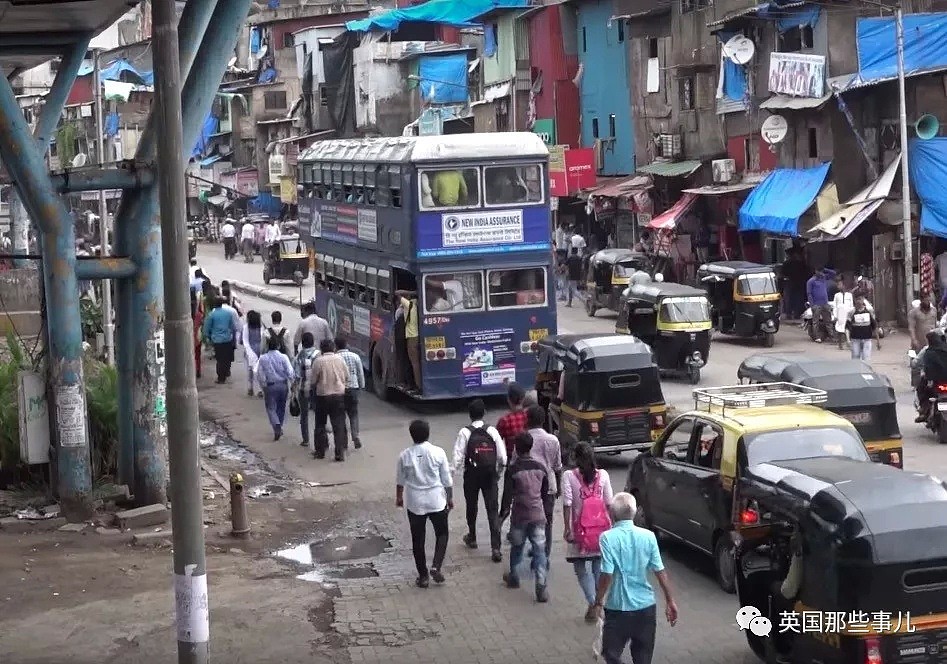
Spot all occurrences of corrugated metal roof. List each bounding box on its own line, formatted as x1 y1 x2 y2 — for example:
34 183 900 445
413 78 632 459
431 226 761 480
760 93 832 110
637 160 703 178
830 64 947 93
706 1 806 28
585 175 652 199
717 96 750 115
683 182 758 195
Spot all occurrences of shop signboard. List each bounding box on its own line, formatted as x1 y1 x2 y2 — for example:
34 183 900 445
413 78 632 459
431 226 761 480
236 169 259 197
549 146 596 196
768 52 825 98
532 118 556 145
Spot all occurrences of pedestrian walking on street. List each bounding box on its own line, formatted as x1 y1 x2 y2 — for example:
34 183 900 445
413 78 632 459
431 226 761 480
191 290 204 379
310 338 349 461
593 493 678 664
452 399 506 562
335 337 365 449
240 310 264 396
806 268 834 342
566 246 584 307
292 332 319 448
909 293 938 352
221 280 242 317
203 296 238 383
256 342 295 440
500 432 550 603
496 382 528 459
562 442 614 622
294 301 332 353
396 419 453 589
522 405 562 560
265 311 290 356
847 295 879 361
221 217 236 259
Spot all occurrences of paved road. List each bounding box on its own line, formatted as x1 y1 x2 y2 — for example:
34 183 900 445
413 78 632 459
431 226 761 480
194 242 940 664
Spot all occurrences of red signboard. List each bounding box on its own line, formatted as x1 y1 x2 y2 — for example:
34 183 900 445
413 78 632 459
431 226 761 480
550 147 596 197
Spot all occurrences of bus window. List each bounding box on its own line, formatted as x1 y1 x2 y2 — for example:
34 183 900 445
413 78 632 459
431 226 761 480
313 163 323 187
419 168 479 209
378 269 391 309
484 165 544 206
324 256 338 292
487 267 547 309
330 163 343 200
423 271 485 313
366 266 378 307
342 163 354 202
354 164 366 204
343 260 357 299
315 253 326 287
321 164 331 195
389 165 402 208
375 165 390 206
355 264 368 303
365 164 377 205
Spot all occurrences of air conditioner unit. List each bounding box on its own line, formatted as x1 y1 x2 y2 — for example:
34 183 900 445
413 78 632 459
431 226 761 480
658 133 682 159
712 159 736 184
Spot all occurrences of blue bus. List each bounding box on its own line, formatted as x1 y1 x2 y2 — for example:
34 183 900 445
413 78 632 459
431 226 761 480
296 133 557 400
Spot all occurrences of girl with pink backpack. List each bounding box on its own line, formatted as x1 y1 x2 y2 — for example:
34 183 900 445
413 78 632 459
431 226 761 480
562 442 614 622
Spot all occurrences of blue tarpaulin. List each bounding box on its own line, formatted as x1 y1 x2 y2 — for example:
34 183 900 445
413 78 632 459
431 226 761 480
739 163 830 235
909 137 947 238
199 155 223 167
250 27 261 54
855 13 947 87
258 67 277 83
346 0 529 32
192 113 219 159
248 192 282 217
104 112 119 137
484 23 497 57
78 58 154 85
775 4 821 33
418 54 468 103
717 31 747 102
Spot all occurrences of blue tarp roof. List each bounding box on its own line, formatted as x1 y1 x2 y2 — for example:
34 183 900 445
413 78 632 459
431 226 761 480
78 58 154 85
841 13 947 90
199 155 223 168
909 137 947 239
738 163 830 236
346 0 529 32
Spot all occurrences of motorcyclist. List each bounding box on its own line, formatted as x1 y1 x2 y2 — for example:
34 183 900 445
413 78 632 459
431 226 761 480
916 329 947 422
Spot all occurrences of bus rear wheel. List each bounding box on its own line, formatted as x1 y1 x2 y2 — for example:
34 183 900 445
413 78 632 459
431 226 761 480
371 353 391 401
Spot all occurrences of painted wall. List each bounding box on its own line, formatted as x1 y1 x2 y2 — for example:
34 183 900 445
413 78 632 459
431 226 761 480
577 0 634 174
352 37 414 135
528 6 580 147
483 13 518 86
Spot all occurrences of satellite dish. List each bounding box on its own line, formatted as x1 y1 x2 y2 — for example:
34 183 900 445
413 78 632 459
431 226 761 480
761 115 788 144
723 35 755 65
71 153 88 168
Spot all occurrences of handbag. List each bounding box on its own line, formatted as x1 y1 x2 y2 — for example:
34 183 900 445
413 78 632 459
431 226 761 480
289 393 300 417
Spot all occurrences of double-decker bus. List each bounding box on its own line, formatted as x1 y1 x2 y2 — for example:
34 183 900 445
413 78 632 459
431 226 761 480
296 133 556 400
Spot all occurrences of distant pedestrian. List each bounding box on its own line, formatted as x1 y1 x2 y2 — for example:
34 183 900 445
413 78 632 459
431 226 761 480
309 338 348 461
292 332 319 448
335 337 365 449
294 301 332 353
452 398 506 562
909 293 938 352
563 442 614 622
847 295 879 361
191 290 204 379
221 280 242 317
566 247 583 307
500 432 550 602
203 296 238 383
593 493 678 664
806 268 834 342
496 382 528 459
256 341 295 440
240 310 264 396
265 310 290 355
396 419 453 589
522 405 562 560
221 217 237 259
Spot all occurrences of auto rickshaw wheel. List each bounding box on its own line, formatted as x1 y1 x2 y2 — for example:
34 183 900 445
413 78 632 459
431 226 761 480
763 331 776 348
585 297 597 318
262 267 271 284
714 535 737 594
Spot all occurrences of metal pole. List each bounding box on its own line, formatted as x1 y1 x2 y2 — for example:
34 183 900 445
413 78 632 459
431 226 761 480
897 5 915 307
93 50 115 365
152 0 209 660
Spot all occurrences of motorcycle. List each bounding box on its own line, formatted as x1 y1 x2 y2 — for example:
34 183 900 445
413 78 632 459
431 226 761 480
909 345 947 444
802 297 881 341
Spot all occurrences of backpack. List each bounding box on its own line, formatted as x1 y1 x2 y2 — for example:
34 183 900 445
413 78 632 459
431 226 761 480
574 470 611 554
464 425 498 471
267 327 287 355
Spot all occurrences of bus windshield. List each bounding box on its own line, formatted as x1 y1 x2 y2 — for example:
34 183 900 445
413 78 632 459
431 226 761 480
659 297 711 323
737 273 778 296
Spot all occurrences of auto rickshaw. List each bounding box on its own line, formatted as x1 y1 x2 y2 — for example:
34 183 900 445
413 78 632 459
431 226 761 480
584 248 651 317
737 353 903 467
733 456 947 663
616 282 711 384
697 261 780 346
262 234 309 286
534 333 668 460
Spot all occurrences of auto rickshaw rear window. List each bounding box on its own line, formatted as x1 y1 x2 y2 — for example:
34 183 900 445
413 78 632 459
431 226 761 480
903 567 947 590
743 427 870 466
736 273 778 295
607 373 641 388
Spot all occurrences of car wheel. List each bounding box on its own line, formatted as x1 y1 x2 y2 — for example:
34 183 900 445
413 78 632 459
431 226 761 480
262 268 271 285
714 535 737 594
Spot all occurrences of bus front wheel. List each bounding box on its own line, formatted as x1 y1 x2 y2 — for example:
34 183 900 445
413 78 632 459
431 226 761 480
371 353 391 401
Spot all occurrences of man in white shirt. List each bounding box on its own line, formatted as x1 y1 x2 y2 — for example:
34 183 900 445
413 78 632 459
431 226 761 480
240 219 256 261
396 419 453 588
264 219 281 245
570 229 587 253
452 399 506 562
221 218 237 259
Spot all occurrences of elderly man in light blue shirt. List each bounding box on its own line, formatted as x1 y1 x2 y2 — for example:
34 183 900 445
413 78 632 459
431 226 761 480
256 343 295 441
594 492 677 664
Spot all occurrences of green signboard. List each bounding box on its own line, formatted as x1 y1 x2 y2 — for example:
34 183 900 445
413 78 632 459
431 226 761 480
532 118 556 145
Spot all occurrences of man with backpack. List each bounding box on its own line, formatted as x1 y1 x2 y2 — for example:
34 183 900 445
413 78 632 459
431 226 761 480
292 332 320 448
265 310 290 356
452 399 507 563
524 405 562 560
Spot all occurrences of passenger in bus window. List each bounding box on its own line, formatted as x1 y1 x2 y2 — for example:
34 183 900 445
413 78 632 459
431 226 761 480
432 170 468 207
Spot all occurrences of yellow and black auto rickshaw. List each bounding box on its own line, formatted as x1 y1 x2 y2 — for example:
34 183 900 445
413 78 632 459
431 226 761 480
535 333 668 461
616 282 712 384
584 248 651 318
697 261 780 346
263 234 310 286
737 353 903 467
734 457 947 663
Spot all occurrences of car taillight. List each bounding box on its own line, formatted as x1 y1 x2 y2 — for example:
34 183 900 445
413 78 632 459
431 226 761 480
740 508 759 525
865 637 883 664
651 413 665 428
937 384 947 393
590 422 599 433
890 451 902 468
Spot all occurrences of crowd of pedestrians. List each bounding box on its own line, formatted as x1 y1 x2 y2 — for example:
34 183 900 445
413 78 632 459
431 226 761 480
394 382 678 664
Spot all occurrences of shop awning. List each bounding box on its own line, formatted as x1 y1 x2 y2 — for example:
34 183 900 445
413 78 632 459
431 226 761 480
637 159 702 178
759 93 831 110
649 193 699 230
682 182 757 195
585 175 652 199
808 153 900 242
739 163 830 235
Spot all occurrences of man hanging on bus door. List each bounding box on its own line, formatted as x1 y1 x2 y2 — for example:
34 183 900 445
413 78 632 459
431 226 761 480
397 289 421 392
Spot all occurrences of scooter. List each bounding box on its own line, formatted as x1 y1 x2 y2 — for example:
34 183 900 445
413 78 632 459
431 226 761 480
909 345 947 443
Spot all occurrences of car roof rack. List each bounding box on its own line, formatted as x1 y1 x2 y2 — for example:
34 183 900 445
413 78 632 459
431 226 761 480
693 382 827 417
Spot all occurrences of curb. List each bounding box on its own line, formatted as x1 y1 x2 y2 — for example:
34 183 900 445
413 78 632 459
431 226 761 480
229 280 303 309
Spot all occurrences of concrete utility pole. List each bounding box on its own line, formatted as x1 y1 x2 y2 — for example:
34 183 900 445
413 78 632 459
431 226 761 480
896 4 915 307
93 49 115 365
151 0 209 660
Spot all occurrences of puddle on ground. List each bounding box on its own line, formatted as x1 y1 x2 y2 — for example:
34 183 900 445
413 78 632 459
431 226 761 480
199 422 291 495
274 534 388 583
